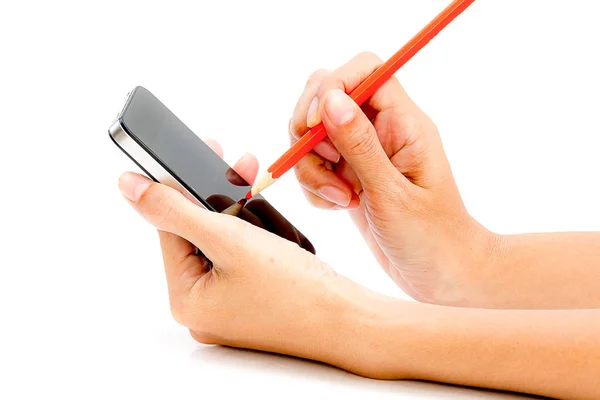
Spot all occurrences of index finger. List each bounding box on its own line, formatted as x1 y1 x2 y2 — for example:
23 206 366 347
317 52 416 115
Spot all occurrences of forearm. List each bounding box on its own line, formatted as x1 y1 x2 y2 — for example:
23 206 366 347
336 296 600 399
471 232 600 309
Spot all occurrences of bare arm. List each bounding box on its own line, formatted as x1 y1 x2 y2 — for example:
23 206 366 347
328 291 600 399
121 159 600 399
466 231 600 309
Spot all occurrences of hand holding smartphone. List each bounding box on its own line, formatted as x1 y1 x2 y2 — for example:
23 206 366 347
109 86 314 253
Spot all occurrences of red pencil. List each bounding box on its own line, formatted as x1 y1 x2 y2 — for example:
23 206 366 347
247 0 477 199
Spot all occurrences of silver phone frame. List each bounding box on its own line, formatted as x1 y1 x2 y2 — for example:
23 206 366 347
108 90 207 209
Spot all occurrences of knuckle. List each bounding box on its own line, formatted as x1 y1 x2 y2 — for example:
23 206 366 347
338 52 383 91
318 76 345 95
306 68 329 87
356 51 383 65
391 111 423 141
394 111 419 131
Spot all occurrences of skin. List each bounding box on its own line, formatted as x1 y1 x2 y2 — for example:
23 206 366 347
118 52 600 399
289 52 600 310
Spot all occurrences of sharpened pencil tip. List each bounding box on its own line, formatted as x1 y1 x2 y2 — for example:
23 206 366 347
221 198 247 217
248 171 275 199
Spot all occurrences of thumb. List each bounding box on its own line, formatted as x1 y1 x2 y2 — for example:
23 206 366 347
118 172 230 262
320 89 401 192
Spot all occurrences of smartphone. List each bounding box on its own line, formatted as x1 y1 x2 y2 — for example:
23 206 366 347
109 86 315 254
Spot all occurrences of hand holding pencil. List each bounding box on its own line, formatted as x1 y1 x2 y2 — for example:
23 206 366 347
247 0 476 199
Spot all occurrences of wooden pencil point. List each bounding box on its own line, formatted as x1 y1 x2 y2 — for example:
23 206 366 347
221 198 247 217
248 171 276 198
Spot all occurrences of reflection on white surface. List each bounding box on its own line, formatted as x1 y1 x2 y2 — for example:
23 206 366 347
190 345 538 400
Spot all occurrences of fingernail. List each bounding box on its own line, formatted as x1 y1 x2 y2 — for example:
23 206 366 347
323 89 355 127
119 172 151 203
306 96 321 128
318 186 351 207
314 141 341 163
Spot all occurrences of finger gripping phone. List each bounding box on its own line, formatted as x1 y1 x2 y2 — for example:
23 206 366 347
109 86 315 254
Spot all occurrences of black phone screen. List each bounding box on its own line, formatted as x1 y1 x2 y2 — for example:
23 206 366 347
118 86 314 254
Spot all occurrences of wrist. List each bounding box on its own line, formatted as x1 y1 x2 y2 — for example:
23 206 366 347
458 219 515 308
439 214 503 308
321 277 423 378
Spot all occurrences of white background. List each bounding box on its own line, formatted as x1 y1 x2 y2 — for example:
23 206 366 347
1 0 598 398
